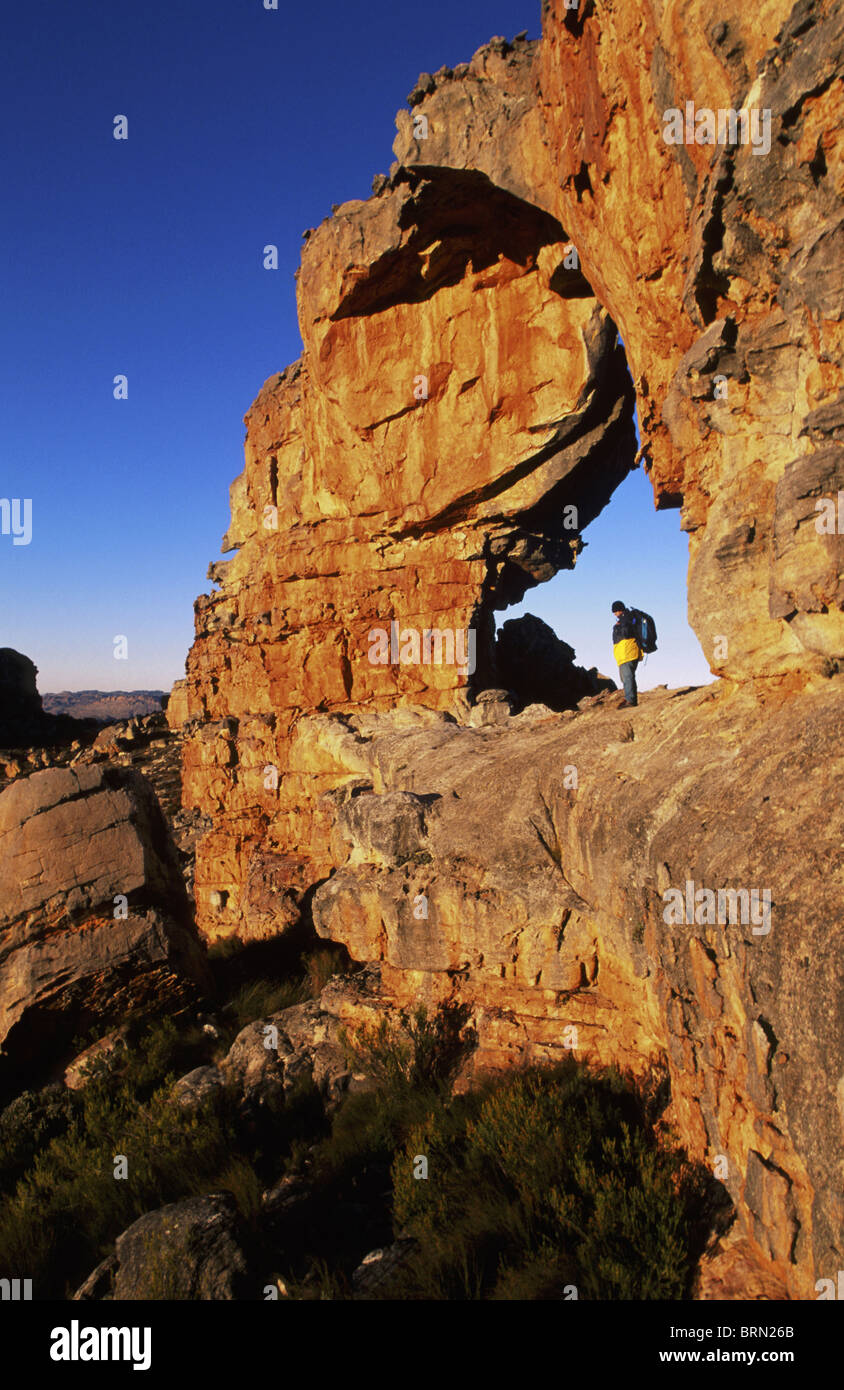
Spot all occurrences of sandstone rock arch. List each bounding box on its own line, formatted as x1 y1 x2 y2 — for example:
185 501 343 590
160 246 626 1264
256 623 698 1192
171 6 844 1299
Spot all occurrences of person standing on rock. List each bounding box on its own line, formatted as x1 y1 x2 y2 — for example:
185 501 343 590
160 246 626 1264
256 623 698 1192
611 601 641 707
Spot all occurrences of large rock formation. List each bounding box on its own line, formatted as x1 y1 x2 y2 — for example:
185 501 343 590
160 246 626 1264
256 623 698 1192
0 765 210 1084
538 0 844 681
174 30 635 937
170 5 843 1298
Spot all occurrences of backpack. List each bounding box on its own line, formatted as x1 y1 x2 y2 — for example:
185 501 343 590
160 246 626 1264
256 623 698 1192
630 607 658 655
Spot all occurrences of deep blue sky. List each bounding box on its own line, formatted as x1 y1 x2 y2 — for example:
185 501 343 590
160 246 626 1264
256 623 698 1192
1 0 711 694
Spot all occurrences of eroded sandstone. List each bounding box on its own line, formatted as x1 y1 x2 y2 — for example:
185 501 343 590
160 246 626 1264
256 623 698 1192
306 680 844 1300
170 5 844 1300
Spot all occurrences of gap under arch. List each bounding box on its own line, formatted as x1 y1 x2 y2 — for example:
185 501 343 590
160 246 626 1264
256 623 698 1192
494 462 713 697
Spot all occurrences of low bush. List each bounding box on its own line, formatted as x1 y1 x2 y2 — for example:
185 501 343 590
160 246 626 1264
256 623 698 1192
0 993 714 1302
0 1017 317 1297
0 1075 237 1297
222 978 306 1034
302 946 350 999
0 1086 79 1197
340 1001 474 1095
387 1058 710 1300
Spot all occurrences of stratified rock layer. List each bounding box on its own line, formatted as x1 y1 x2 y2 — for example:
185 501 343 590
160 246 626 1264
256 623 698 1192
173 8 844 1298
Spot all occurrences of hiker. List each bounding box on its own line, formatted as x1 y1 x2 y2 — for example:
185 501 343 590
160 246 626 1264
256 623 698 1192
611 601 641 707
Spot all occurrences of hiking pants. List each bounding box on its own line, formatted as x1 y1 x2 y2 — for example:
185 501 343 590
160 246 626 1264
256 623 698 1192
619 659 639 706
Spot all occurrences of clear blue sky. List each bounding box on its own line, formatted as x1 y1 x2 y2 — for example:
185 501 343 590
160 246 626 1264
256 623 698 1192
1 0 710 694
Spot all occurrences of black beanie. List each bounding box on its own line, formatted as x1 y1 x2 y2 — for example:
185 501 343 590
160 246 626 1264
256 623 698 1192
611 601 625 612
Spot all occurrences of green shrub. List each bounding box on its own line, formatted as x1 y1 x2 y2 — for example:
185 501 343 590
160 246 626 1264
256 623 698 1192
0 1086 79 1197
0 1083 210 1294
387 1059 708 1300
0 1036 311 1296
0 994 712 1302
305 1002 476 1188
302 946 351 999
219 979 306 1041
212 1157 263 1229
118 1018 212 1096
341 1001 475 1095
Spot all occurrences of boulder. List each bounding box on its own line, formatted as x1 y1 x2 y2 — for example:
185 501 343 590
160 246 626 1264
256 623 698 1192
0 764 210 1078
495 615 615 711
73 1194 251 1300
171 969 391 1116
351 1238 418 1296
220 998 351 1107
468 689 514 727
171 1065 226 1109
64 1030 128 1090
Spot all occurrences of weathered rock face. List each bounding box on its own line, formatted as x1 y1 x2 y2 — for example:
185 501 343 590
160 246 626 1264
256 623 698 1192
172 7 844 1299
305 681 844 1300
0 765 210 1083
539 0 844 681
177 31 634 939
1 712 210 896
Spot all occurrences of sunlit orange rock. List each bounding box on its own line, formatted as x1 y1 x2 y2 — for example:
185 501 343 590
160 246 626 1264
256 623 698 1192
173 10 844 1301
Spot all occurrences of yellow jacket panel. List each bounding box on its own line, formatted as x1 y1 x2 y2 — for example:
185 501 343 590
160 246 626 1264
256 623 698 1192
614 637 641 665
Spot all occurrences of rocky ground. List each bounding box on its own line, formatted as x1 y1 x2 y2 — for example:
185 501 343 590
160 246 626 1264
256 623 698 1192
3 674 839 1300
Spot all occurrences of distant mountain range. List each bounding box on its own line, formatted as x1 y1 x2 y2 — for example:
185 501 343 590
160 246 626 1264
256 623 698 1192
41 690 167 723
